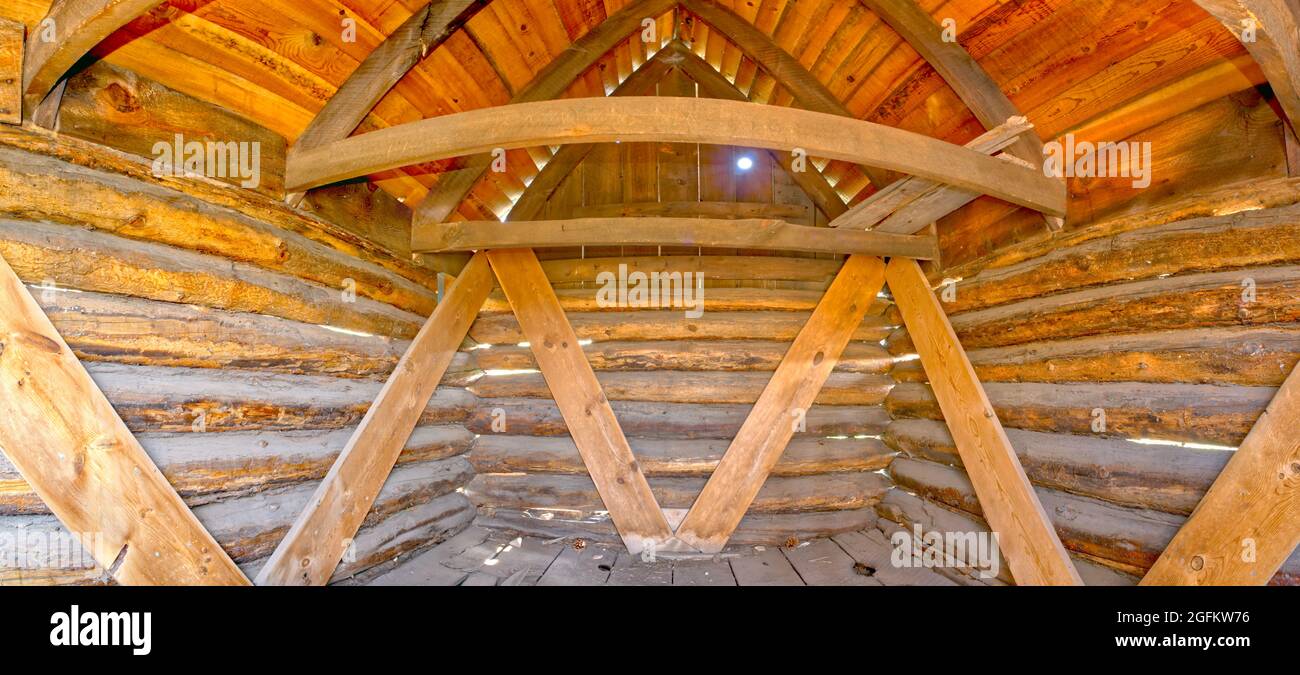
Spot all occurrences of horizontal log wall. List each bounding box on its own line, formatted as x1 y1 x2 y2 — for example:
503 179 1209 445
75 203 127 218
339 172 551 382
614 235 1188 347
882 183 1300 584
462 259 902 545
0 125 473 585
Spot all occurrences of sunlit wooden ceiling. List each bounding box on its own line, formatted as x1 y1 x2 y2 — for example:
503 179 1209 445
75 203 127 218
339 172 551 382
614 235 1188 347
6 0 1268 225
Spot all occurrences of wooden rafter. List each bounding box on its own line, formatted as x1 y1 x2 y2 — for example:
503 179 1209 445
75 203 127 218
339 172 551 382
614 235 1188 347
674 254 887 553
0 252 248 585
1192 0 1300 134
509 39 849 222
22 0 164 112
1141 362 1300 585
286 0 484 205
287 98 1066 217
886 257 1081 585
831 116 1035 233
857 0 1063 230
679 0 891 189
662 40 849 219
505 42 677 220
256 252 494 585
411 0 678 226
486 248 673 554
414 216 939 258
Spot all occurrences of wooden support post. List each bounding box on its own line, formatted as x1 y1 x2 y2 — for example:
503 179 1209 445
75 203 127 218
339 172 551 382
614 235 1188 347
486 248 673 554
886 257 1081 585
1141 363 1300 585
255 252 494 585
0 252 248 585
674 255 886 553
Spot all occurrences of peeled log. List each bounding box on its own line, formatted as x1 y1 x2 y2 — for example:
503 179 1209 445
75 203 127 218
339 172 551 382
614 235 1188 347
0 140 437 313
943 204 1300 315
891 325 1300 387
477 508 880 547
882 419 1226 515
0 425 473 515
883 457 1300 584
0 218 426 339
470 310 894 344
886 381 1275 448
87 363 476 432
478 287 891 314
888 265 1300 353
473 339 893 373
468 472 890 515
467 398 890 439
469 435 894 476
197 459 473 563
468 370 893 405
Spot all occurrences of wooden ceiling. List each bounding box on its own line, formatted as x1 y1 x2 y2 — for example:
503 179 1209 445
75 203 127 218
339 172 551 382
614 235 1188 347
6 0 1268 226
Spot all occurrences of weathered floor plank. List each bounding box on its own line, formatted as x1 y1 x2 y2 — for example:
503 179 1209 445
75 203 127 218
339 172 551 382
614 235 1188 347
782 539 882 586
729 547 805 586
536 545 617 586
672 559 738 586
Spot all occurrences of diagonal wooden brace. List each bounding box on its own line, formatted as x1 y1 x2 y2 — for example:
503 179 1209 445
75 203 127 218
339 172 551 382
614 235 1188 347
674 254 887 553
887 257 1081 585
487 248 673 554
1141 362 1300 585
0 252 248 585
256 252 495 585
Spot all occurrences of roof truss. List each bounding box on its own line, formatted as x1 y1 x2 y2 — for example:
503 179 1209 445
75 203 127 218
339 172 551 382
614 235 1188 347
286 97 1066 216
411 0 678 225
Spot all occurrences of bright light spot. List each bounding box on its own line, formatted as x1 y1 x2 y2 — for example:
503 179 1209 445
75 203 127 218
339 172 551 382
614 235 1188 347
578 339 593 346
321 325 373 337
1131 438 1237 451
484 369 540 377
518 341 531 348
736 155 754 171
894 353 921 362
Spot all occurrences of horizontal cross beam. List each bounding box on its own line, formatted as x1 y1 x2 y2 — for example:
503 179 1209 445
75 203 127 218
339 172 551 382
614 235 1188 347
412 217 940 259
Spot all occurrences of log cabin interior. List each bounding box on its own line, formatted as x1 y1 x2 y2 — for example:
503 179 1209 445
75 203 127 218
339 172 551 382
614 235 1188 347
0 0 1297 588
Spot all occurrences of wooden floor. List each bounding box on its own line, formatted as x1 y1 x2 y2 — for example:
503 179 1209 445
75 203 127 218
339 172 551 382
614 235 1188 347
360 523 963 586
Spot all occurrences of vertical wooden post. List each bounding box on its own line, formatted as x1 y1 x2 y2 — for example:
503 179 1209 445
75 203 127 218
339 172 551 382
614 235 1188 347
487 248 673 553
887 257 1081 585
0 253 248 585
674 255 887 553
1142 363 1300 585
256 253 494 585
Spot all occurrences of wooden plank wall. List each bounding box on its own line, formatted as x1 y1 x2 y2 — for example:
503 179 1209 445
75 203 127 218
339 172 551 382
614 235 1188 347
880 93 1300 584
0 120 475 585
